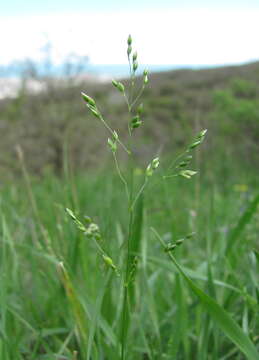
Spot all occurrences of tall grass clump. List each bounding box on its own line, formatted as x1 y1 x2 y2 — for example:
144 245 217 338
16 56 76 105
61 36 259 360
1 35 259 360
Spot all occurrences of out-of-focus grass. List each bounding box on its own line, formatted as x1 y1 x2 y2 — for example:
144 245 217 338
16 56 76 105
1 62 259 180
0 167 258 359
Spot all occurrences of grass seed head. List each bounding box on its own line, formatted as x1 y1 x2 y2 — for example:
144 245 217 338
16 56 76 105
198 129 208 139
86 104 101 118
131 115 142 129
117 82 125 93
165 243 177 252
127 45 132 56
176 238 184 245
112 79 125 95
137 103 144 115
81 92 96 106
113 130 119 140
189 140 201 149
146 164 153 177
84 215 92 225
133 61 138 72
66 207 77 220
102 255 119 275
85 223 100 237
108 138 117 153
179 170 197 179
152 157 160 169
144 75 149 84
132 121 142 129
186 232 195 239
127 34 132 45
146 157 160 177
112 79 118 88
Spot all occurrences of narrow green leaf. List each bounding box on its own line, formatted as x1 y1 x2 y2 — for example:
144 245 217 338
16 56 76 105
57 262 88 350
152 228 259 360
168 275 188 358
130 193 144 266
128 193 144 301
226 194 259 255
253 249 259 263
87 271 111 360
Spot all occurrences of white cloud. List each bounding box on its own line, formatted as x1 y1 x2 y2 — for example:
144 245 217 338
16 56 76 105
0 8 258 66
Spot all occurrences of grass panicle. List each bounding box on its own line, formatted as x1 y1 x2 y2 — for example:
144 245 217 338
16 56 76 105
1 34 258 360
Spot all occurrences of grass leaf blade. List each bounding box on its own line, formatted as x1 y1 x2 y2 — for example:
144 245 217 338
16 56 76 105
152 227 259 360
226 194 259 255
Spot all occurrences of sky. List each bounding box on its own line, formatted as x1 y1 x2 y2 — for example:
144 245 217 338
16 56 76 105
1 0 259 68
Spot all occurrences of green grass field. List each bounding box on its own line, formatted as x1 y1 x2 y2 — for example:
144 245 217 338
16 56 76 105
0 35 259 360
0 162 258 359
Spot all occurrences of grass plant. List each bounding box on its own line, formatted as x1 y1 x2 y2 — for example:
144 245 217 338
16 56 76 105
0 36 258 360
64 36 258 359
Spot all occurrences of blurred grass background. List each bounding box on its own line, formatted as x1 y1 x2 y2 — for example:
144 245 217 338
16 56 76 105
0 61 258 179
0 60 258 359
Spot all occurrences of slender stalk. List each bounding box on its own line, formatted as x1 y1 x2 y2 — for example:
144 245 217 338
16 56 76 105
123 92 131 113
80 35 156 359
120 151 134 360
121 46 150 358
130 84 145 109
131 177 148 211
99 113 131 154
123 91 132 136
113 153 130 201
167 149 188 171
16 145 54 254
120 208 134 360
120 50 135 354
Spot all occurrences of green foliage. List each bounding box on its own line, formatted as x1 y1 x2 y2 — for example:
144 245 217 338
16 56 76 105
0 170 258 359
231 78 257 99
152 228 258 360
1 63 259 180
0 38 259 360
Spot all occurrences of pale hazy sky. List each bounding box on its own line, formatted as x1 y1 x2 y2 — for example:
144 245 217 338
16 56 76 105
0 1 258 66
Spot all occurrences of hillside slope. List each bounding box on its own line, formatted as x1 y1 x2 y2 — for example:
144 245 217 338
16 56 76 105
0 61 258 179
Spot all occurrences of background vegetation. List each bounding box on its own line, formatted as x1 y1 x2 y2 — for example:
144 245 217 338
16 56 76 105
0 61 259 179
0 60 258 359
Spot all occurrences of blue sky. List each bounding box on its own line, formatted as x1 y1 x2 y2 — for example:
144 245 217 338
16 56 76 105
0 1 259 69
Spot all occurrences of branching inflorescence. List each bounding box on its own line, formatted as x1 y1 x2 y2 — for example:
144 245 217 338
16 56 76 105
65 35 207 359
